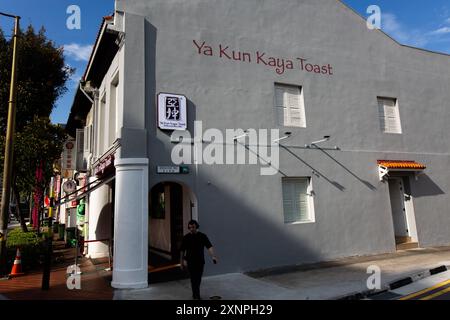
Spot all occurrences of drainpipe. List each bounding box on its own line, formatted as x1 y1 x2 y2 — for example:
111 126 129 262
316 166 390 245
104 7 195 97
91 90 99 165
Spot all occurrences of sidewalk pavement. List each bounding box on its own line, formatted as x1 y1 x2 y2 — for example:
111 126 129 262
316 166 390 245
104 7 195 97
115 246 450 300
2 243 450 300
0 239 113 300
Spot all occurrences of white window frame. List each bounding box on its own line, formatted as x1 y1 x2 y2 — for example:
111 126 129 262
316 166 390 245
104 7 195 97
274 84 307 128
378 97 402 134
281 177 315 224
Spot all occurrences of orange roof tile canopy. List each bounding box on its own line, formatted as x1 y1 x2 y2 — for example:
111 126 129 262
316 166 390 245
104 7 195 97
377 160 426 170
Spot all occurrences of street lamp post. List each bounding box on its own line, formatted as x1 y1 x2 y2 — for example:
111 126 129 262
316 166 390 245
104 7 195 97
0 12 20 277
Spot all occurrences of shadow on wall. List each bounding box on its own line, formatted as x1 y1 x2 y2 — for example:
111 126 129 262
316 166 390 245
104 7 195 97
412 174 445 198
280 145 346 191
194 164 391 277
314 146 376 190
96 203 113 241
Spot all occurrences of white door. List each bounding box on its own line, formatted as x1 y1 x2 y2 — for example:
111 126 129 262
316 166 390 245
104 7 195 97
388 178 409 237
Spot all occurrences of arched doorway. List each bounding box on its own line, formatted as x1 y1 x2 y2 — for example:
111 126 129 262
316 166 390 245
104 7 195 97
148 181 197 280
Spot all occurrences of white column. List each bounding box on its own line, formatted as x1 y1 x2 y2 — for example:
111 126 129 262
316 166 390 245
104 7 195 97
87 177 111 258
111 158 149 289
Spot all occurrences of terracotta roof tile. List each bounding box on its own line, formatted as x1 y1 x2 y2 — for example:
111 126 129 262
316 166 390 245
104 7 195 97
377 160 426 170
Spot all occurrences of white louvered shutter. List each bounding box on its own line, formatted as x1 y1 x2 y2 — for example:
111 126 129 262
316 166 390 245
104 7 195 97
286 87 305 127
294 180 309 221
275 85 306 128
378 98 401 134
282 181 295 223
282 178 310 223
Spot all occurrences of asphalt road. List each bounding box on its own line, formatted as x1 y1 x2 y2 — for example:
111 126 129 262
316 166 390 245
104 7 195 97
399 280 450 300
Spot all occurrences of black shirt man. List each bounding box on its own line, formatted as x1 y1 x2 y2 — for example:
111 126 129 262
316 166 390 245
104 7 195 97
180 220 217 300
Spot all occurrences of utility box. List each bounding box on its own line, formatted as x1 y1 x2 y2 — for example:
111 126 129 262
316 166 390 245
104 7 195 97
66 208 77 228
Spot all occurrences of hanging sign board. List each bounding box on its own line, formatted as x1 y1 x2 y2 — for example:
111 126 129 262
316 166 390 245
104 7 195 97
157 93 187 131
63 179 77 194
62 139 77 170
94 154 115 177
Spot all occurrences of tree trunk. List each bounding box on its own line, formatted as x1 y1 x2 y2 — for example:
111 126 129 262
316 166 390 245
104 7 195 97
29 192 33 221
13 186 28 232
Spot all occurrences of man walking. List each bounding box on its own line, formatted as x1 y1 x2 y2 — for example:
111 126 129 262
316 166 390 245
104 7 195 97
180 220 218 300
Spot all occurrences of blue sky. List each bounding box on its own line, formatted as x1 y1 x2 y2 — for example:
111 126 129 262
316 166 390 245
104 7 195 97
1 0 450 124
0 0 114 124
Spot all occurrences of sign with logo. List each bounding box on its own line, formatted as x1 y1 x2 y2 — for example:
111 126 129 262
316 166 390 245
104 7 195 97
158 93 187 131
94 154 115 177
157 166 189 174
63 180 77 194
62 139 77 170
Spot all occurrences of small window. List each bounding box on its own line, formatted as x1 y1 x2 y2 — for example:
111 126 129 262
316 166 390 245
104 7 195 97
378 97 402 134
275 84 306 128
282 178 314 223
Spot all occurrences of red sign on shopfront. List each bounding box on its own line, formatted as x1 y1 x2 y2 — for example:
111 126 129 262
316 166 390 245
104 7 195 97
94 154 115 177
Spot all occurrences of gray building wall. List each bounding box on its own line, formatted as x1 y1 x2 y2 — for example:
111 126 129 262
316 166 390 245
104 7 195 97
116 0 450 274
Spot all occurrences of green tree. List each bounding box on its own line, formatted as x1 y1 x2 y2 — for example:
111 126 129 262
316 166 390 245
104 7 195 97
0 25 71 231
0 25 72 132
13 118 66 231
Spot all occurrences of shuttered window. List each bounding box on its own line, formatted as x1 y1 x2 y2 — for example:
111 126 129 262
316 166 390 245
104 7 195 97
76 129 86 171
282 178 314 223
275 84 306 128
76 129 84 154
378 97 402 134
83 125 90 153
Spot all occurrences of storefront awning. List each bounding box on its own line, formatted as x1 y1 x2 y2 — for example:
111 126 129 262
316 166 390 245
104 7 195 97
378 160 426 181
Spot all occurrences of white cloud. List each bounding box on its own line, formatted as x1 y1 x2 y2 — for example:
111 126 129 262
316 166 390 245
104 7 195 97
382 13 408 41
64 64 83 88
381 13 428 47
429 27 450 35
63 43 93 62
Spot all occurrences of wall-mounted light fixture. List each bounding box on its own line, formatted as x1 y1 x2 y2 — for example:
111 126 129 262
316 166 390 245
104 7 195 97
233 130 249 142
305 135 331 148
273 132 292 144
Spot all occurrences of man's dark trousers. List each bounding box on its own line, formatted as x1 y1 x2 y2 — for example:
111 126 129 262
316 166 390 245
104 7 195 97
188 263 204 299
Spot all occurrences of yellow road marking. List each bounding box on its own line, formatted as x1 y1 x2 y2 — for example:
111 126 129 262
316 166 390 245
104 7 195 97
420 286 450 300
399 279 450 300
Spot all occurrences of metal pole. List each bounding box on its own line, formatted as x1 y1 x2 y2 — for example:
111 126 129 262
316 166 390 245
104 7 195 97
0 15 20 277
41 217 52 290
